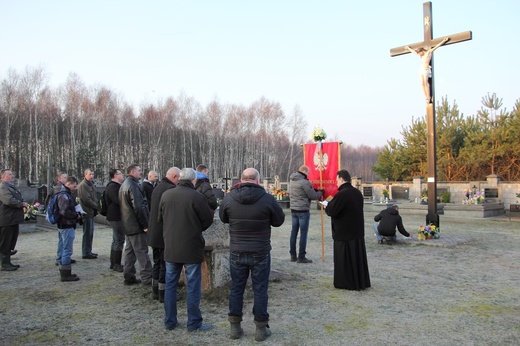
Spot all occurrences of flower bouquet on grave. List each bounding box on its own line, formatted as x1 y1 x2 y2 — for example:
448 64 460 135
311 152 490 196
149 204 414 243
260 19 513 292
23 202 41 221
272 188 289 201
473 191 485 204
417 224 440 240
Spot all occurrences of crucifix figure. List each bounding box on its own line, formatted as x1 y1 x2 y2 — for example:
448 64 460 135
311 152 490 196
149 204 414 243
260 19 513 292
390 1 472 227
405 37 449 103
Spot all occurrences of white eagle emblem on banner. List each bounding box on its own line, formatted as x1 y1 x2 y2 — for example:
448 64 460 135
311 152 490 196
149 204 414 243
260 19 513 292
313 152 328 171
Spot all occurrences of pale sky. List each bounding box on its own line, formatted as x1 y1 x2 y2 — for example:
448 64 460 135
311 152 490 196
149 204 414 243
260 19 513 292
1 0 517 147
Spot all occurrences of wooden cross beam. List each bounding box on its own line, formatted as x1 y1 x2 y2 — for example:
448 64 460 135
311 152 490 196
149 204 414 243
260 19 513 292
389 1 472 228
390 31 472 57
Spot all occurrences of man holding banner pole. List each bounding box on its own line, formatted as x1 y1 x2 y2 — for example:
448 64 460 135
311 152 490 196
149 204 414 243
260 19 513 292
288 165 323 263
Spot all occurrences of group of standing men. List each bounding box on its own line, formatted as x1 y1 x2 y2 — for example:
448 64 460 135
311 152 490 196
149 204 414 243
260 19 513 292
2 162 374 342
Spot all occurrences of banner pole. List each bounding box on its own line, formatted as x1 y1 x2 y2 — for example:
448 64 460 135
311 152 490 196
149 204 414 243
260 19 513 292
319 141 325 262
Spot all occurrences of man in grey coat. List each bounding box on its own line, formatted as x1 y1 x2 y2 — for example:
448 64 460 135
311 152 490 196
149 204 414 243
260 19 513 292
119 164 153 286
288 165 323 263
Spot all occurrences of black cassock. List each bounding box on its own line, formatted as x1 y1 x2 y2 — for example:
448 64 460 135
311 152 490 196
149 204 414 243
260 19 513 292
333 238 371 290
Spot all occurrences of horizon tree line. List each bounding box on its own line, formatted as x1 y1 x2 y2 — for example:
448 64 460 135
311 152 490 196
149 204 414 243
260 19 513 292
0 66 383 186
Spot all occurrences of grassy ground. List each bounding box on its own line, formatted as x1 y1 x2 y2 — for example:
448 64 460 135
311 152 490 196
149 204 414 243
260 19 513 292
1 208 519 345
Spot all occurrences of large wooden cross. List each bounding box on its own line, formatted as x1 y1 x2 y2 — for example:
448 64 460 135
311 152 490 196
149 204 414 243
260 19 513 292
390 1 471 227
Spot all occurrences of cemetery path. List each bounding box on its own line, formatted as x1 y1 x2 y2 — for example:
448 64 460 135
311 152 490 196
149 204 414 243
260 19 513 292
1 209 519 345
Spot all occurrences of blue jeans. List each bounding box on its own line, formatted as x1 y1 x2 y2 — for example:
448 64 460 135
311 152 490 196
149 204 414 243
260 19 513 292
164 262 203 330
58 228 75 267
290 211 310 259
373 223 396 241
82 216 94 256
56 232 63 264
229 252 270 322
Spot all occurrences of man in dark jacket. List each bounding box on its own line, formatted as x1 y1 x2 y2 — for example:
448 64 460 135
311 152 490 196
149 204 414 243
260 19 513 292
0 169 26 271
159 168 214 332
373 204 412 243
105 169 125 272
119 164 152 286
219 168 285 341
195 164 218 212
56 176 82 282
148 166 180 301
288 165 323 263
77 168 99 259
142 170 158 211
52 171 73 266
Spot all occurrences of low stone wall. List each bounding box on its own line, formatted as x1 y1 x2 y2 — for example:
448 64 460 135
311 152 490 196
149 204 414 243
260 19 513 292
365 201 505 218
365 202 445 215
443 203 505 218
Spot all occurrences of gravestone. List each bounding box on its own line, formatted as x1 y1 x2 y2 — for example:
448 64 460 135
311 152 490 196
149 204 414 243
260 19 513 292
201 214 231 291
363 186 373 199
212 188 224 199
484 188 498 198
391 186 409 200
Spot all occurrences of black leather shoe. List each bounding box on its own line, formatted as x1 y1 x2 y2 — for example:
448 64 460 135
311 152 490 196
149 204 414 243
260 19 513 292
297 257 313 264
124 277 142 286
82 255 97 259
91 253 98 257
290 256 297 262
71 259 76 264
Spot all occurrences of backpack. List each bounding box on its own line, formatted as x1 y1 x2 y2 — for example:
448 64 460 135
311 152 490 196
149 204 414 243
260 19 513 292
99 190 108 216
46 191 66 224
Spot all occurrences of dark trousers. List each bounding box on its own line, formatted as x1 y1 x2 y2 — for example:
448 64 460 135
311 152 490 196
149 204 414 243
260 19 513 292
0 224 19 254
152 247 166 284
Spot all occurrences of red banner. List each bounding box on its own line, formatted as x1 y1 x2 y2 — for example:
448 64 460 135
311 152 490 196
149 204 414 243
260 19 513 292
303 142 341 199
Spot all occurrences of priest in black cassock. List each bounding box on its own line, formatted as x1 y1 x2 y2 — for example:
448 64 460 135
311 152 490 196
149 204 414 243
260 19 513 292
325 170 371 290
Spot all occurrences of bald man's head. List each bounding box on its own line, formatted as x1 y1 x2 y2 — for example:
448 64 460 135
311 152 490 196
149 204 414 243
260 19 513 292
241 168 260 184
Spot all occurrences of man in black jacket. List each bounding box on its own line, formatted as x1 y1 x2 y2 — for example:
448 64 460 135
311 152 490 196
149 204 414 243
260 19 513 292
119 164 152 286
142 170 158 211
159 168 214 332
148 166 180 301
195 164 218 212
105 169 125 272
219 168 285 341
373 204 412 243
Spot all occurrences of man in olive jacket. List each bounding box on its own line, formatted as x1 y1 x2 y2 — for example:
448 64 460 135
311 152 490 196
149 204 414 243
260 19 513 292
77 168 99 259
119 164 152 286
159 168 214 332
0 169 26 271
